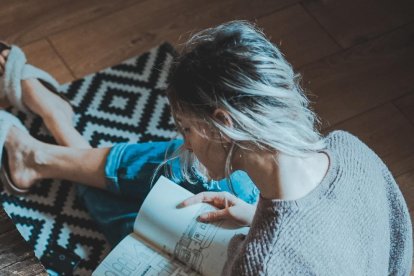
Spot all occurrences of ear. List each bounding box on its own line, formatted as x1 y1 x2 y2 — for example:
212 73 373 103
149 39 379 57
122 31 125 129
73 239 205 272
213 108 233 128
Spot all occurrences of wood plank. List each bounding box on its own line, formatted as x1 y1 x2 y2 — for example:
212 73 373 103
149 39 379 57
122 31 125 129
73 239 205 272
301 22 414 127
324 103 414 177
0 230 32 268
0 206 46 274
0 208 15 235
0 0 141 45
302 0 414 48
394 92 414 125
0 257 47 275
257 4 340 68
49 0 299 78
21 39 74 84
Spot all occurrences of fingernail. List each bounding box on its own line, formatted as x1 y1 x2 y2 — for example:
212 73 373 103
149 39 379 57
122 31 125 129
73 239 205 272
198 214 208 221
176 202 185 208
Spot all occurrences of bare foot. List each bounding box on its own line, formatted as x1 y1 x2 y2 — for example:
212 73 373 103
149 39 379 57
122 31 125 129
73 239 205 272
0 46 88 148
4 127 45 190
0 46 74 127
4 126 105 190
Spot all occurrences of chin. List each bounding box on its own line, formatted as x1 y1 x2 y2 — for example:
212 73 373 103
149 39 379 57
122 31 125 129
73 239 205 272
207 172 226 181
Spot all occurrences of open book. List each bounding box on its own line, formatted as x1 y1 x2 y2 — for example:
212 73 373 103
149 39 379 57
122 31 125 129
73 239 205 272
93 176 249 276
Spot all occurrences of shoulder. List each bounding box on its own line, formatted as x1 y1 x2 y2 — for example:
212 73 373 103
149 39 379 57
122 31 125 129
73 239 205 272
324 130 383 165
325 130 369 151
324 130 393 188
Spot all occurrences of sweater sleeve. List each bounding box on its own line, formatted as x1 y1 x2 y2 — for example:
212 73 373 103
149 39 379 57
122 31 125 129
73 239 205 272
221 234 246 276
344 131 413 274
380 160 413 275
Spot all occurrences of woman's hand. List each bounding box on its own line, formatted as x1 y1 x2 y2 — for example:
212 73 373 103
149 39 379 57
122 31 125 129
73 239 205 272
178 191 257 226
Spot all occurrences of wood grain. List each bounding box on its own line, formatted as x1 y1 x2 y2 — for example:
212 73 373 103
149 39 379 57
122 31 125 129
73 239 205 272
0 0 141 45
258 4 340 68
0 209 46 274
325 103 414 177
49 0 299 77
22 39 74 84
394 92 414 125
301 22 414 127
303 0 414 48
0 258 47 275
0 209 15 235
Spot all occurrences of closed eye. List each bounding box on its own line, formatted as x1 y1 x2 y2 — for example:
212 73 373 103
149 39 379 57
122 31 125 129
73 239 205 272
176 126 190 136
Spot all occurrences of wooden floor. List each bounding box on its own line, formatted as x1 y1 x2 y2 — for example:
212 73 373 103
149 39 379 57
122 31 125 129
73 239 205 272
1 0 413 273
0 209 46 274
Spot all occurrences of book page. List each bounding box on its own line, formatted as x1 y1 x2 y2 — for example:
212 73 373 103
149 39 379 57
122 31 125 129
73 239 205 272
133 176 249 276
93 233 198 276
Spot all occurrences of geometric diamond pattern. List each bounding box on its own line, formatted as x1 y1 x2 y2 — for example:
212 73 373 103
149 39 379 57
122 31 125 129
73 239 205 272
0 43 177 275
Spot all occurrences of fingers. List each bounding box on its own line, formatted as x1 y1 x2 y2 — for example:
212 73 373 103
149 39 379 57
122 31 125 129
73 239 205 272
178 191 254 225
179 191 237 208
198 208 230 223
179 191 216 206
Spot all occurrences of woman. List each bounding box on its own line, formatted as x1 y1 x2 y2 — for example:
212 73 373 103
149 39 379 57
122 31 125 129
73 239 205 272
0 21 412 275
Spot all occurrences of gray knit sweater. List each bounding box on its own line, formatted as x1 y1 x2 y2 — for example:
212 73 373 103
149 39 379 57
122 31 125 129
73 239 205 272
222 131 413 275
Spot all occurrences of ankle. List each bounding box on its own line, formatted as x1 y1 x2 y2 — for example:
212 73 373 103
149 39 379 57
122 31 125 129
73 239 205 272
31 144 56 179
4 127 45 187
7 127 48 175
5 126 23 148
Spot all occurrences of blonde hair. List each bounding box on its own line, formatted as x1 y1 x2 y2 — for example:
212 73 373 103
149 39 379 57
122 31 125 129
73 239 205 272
165 20 325 186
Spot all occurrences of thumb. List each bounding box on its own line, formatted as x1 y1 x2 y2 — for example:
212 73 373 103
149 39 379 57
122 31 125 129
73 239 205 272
198 209 230 223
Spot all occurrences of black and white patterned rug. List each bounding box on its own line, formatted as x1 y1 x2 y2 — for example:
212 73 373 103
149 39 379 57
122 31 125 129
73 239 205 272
0 43 177 275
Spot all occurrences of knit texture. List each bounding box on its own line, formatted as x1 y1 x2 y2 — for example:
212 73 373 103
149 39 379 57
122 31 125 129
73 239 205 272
222 131 413 275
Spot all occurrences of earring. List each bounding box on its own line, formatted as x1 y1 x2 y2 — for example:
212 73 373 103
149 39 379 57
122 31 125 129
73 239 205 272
219 132 229 149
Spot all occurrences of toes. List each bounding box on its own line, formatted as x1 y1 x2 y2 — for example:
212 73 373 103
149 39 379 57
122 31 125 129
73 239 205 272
0 49 10 61
1 48 10 57
0 49 10 76
0 58 4 76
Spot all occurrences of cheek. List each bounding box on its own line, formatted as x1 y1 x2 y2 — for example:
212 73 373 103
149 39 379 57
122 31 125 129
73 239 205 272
201 142 228 176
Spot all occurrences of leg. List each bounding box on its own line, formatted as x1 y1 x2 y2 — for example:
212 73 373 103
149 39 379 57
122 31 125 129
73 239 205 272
5 126 107 190
5 125 258 246
79 139 208 246
2 47 259 245
22 79 91 149
0 46 89 149
92 140 259 245
102 140 259 203
5 125 134 246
